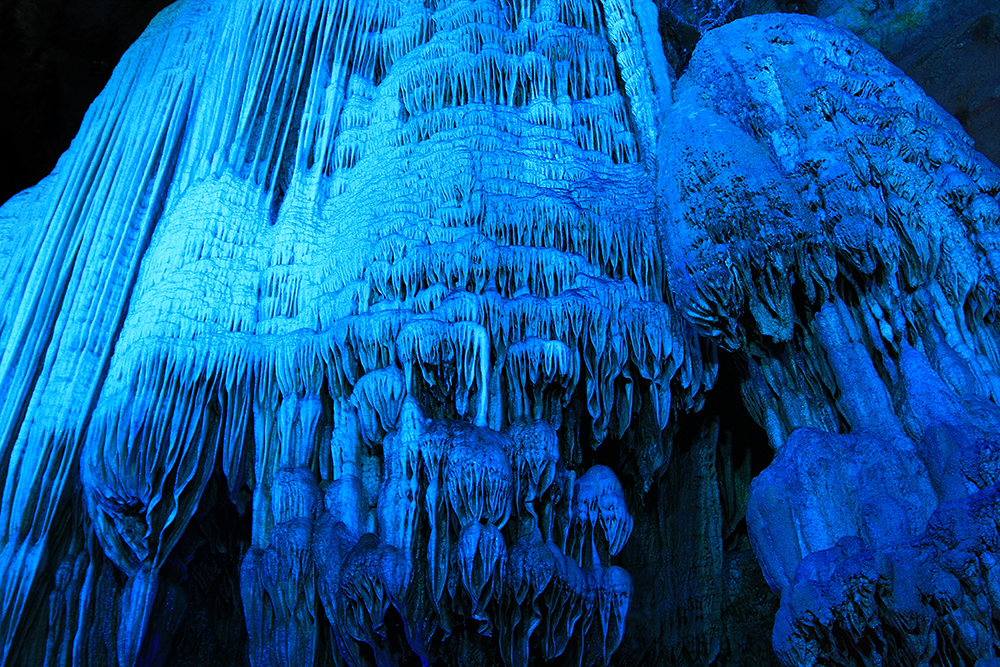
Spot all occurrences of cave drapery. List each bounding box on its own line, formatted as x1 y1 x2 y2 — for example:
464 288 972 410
0 0 998 665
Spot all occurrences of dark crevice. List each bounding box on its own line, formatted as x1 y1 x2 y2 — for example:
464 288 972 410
159 468 252 667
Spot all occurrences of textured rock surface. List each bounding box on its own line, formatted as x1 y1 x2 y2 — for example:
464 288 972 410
745 0 1000 167
0 1 999 666
670 13 1000 665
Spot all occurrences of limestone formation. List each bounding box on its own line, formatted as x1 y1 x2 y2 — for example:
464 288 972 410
0 1 998 666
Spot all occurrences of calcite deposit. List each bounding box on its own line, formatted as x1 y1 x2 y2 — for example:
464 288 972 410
0 1 997 665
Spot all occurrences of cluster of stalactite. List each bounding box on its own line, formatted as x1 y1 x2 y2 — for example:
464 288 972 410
1 1 999 666
0 0 707 665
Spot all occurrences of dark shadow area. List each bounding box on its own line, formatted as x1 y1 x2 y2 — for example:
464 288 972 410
0 0 174 204
159 470 252 667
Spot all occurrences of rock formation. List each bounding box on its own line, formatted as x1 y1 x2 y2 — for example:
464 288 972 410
0 1 997 665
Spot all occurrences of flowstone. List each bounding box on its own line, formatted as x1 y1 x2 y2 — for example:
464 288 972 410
0 1 998 666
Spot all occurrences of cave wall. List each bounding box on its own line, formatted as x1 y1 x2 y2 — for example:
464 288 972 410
0 1 998 666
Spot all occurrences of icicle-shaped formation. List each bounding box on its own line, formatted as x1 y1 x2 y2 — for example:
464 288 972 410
0 0 686 664
18 0 1000 664
0 4 219 662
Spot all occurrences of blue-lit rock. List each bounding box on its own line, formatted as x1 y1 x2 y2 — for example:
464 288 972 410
0 2 998 666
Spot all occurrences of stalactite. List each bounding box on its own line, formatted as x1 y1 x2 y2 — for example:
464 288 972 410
1 1 998 666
